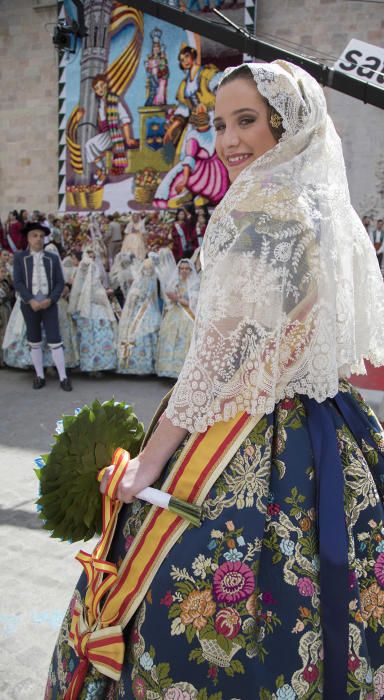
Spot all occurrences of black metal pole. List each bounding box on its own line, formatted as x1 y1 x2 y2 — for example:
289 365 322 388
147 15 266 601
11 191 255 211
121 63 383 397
121 0 384 109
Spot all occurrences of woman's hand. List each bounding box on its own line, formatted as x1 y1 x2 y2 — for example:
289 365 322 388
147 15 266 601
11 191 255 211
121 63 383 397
99 455 161 504
99 417 188 504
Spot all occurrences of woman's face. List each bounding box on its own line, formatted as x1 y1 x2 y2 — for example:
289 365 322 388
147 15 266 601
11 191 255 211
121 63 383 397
180 52 194 70
179 262 191 280
214 77 278 182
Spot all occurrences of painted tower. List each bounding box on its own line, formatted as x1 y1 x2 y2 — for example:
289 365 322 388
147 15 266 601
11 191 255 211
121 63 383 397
75 0 114 183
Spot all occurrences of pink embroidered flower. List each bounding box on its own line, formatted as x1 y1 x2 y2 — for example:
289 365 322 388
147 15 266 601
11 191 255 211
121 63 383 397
124 535 134 552
348 655 361 673
133 676 147 699
302 664 319 683
267 503 281 516
160 590 174 607
374 669 384 698
297 577 315 597
213 561 255 604
374 553 384 588
214 607 241 639
349 570 357 589
208 666 218 679
281 399 296 411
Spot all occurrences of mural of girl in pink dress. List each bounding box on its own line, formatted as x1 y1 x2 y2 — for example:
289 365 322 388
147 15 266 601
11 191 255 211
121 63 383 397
153 104 229 209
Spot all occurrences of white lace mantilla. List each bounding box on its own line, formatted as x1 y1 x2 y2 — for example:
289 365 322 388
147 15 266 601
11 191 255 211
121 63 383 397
166 60 384 433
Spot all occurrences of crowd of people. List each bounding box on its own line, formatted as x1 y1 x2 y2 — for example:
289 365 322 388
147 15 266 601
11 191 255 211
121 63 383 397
0 206 208 384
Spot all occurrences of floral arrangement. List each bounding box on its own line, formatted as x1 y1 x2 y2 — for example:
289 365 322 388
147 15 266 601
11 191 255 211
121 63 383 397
135 168 162 190
35 399 145 542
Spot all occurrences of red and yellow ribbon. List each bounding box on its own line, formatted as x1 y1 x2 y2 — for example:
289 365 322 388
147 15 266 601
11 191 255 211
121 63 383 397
65 602 124 700
66 412 259 698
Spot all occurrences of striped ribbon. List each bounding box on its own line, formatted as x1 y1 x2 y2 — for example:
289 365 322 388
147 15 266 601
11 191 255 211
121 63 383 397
66 412 259 698
64 603 124 700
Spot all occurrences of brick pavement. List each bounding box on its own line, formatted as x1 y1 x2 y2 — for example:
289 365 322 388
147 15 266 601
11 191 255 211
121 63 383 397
0 367 173 699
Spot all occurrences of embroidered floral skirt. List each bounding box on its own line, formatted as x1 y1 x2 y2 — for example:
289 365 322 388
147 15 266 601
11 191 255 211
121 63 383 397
75 317 117 373
46 382 384 700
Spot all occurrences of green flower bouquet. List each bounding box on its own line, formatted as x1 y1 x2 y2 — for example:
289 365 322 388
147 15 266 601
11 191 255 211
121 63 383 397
35 398 201 544
35 399 145 543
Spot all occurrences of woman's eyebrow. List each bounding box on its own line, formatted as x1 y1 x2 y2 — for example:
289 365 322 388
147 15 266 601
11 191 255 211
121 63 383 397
213 108 259 126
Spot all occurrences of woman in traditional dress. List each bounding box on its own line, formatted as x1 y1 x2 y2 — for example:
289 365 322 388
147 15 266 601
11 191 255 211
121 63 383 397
117 258 161 375
156 258 200 378
157 246 177 308
171 208 196 262
121 213 147 261
68 247 117 374
109 251 139 306
0 263 14 367
47 61 384 699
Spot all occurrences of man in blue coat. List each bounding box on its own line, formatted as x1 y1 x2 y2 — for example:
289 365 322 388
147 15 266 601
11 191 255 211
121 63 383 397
13 222 72 390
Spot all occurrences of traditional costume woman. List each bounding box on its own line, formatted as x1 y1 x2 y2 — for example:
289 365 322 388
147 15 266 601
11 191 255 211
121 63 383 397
156 259 200 378
121 214 147 261
109 251 139 307
47 61 384 699
68 249 117 373
0 267 14 367
117 258 161 375
157 247 177 308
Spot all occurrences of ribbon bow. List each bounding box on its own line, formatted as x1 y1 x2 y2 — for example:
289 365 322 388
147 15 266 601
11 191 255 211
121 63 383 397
64 602 124 700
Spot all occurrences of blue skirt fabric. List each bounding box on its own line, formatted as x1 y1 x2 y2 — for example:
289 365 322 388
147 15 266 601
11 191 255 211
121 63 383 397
45 382 384 700
75 317 117 373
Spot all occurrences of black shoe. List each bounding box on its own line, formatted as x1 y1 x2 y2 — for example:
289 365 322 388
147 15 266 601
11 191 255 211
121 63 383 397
33 376 46 390
60 377 72 392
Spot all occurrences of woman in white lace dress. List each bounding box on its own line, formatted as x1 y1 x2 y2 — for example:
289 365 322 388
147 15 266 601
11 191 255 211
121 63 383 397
47 61 384 700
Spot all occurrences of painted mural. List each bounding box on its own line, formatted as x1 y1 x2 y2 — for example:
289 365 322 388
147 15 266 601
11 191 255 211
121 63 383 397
61 1 246 213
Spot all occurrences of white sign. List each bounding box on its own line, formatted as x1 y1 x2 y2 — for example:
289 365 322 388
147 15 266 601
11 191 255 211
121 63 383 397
334 38 384 87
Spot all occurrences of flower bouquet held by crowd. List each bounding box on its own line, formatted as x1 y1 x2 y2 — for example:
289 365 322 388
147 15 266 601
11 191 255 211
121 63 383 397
35 399 201 544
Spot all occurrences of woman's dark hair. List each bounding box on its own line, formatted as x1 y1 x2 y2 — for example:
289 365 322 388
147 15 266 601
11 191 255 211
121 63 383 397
70 250 82 262
178 46 197 70
219 65 285 142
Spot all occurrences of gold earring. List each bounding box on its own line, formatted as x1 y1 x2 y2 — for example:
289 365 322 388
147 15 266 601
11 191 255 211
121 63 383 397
270 111 283 129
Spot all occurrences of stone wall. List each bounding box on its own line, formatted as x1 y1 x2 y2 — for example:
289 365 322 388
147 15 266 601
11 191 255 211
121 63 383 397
256 0 384 215
0 0 383 219
0 0 58 221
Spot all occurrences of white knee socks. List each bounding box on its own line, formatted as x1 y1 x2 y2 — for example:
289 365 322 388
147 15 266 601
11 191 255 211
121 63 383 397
50 345 67 381
30 346 44 379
